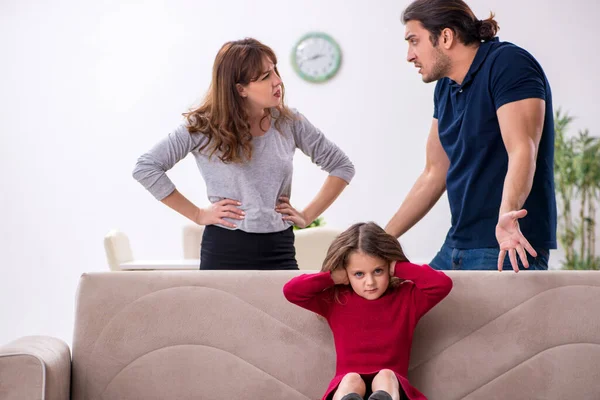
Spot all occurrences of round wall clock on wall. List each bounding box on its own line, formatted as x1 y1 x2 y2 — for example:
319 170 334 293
291 32 342 83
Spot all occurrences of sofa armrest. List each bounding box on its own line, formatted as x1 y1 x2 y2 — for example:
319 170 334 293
0 336 71 400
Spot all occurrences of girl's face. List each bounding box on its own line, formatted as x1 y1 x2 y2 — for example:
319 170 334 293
346 251 391 300
237 58 283 114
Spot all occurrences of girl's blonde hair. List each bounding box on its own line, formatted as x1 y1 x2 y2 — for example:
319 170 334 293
321 222 409 301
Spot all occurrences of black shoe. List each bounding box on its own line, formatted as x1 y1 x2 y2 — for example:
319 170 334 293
368 390 393 400
341 394 364 400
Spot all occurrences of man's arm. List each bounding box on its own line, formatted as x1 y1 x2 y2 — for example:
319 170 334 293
496 98 545 271
497 98 545 213
385 119 449 238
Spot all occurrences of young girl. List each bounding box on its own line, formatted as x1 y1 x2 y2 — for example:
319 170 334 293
283 222 453 400
133 38 354 270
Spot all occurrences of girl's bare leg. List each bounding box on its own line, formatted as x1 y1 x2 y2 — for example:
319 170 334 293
332 373 367 400
370 369 400 400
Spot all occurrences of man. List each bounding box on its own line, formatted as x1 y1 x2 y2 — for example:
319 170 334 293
385 0 557 272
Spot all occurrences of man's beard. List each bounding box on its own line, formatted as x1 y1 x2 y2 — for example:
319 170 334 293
423 47 451 83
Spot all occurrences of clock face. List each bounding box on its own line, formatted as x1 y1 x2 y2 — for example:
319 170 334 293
292 33 342 83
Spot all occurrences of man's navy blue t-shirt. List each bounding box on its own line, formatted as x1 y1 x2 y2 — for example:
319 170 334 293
433 37 557 249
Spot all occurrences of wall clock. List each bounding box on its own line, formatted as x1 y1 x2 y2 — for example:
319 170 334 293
291 32 342 83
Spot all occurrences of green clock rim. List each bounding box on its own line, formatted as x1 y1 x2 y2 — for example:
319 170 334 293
291 32 342 83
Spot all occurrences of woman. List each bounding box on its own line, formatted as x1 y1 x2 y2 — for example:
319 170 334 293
133 38 354 270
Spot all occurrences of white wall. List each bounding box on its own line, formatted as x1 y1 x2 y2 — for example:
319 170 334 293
1 0 599 346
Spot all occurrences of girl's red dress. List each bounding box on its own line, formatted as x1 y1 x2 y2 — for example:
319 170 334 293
283 262 453 400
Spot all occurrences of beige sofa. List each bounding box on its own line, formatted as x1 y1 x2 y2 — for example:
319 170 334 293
1 270 599 400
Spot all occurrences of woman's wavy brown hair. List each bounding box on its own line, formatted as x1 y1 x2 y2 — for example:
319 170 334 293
183 38 294 163
321 222 409 302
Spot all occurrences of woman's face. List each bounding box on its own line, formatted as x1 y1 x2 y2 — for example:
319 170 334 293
238 58 283 113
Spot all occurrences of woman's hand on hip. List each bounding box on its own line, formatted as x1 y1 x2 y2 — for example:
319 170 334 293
195 199 245 228
276 196 308 228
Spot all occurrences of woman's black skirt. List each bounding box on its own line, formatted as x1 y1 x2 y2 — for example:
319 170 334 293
199 225 298 270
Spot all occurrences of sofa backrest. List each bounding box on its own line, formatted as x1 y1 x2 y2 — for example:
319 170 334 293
71 271 600 400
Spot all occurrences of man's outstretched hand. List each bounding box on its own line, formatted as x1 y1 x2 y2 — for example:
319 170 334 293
496 209 537 273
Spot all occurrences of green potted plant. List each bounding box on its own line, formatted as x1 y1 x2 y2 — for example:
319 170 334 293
293 216 326 230
554 109 600 270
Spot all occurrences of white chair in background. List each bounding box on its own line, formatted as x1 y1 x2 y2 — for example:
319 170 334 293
294 227 342 270
103 229 134 271
104 225 340 271
182 224 205 259
104 229 199 271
